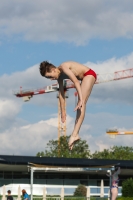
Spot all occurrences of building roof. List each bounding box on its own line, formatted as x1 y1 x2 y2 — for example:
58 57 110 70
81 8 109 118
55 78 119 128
0 155 133 169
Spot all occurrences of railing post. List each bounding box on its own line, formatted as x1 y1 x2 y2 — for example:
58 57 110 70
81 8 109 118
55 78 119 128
86 186 90 200
43 187 46 200
100 179 104 197
2 185 6 200
18 185 21 200
61 187 64 200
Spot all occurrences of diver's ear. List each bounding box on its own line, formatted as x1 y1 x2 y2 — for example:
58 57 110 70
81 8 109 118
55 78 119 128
51 68 55 72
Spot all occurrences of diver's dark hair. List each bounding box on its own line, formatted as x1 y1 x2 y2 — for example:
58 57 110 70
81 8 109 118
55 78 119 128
39 61 56 77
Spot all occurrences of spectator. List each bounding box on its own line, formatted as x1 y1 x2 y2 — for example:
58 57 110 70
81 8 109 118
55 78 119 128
7 190 13 200
22 189 29 200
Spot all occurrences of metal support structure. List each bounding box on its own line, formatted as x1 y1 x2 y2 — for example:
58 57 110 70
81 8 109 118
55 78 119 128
30 167 34 200
28 164 114 198
58 97 61 157
109 170 112 200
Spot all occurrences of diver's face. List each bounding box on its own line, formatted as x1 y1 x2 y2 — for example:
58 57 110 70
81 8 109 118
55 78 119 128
45 69 59 80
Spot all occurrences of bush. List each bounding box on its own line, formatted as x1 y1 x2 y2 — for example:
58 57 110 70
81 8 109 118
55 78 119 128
91 198 107 200
121 178 133 197
117 197 133 200
65 198 85 200
65 198 107 200
73 184 87 197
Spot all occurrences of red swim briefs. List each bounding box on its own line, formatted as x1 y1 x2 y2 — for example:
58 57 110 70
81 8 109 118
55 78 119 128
84 69 97 80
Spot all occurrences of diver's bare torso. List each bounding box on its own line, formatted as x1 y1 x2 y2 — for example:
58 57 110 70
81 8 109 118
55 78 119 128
58 61 90 80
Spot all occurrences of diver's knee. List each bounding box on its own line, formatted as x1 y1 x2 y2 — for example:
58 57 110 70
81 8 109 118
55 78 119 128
82 100 87 106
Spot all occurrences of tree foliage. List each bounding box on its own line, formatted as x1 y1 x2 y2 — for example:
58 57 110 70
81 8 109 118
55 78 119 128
91 146 133 160
73 184 87 197
121 178 133 197
36 137 133 160
36 135 90 158
36 151 45 157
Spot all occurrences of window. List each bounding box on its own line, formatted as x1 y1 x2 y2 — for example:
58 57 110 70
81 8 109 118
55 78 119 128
80 180 88 186
4 172 12 179
64 174 80 179
97 180 109 186
80 174 88 179
13 172 30 179
34 172 46 179
0 172 3 179
47 173 63 179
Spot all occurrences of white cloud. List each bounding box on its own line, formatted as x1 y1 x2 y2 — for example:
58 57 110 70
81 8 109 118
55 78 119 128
85 53 133 104
0 119 56 155
0 115 74 155
0 99 21 131
86 52 133 73
82 112 133 153
0 111 133 155
0 99 19 118
90 134 133 153
0 63 58 133
0 0 133 45
0 63 57 104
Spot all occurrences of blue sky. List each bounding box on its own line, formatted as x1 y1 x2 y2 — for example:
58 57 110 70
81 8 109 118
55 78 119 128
0 0 133 156
1 38 133 75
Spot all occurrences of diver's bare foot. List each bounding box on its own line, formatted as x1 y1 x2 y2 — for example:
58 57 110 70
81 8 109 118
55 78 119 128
68 135 80 150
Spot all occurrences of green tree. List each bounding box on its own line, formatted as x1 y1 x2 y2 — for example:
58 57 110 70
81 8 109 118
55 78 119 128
36 135 90 158
121 178 133 197
36 151 45 157
91 146 133 160
91 148 111 159
73 184 87 197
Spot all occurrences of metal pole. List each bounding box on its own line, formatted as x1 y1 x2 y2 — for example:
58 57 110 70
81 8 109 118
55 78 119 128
57 92 60 157
30 168 34 200
109 170 112 200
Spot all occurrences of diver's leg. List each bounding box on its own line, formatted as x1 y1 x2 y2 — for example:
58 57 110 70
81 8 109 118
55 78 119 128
111 188 118 200
69 75 95 149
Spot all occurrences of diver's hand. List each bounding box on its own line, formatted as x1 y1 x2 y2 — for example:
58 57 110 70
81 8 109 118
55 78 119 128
74 100 83 111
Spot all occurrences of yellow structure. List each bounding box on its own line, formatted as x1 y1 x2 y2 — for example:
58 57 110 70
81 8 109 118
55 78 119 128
106 129 133 138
